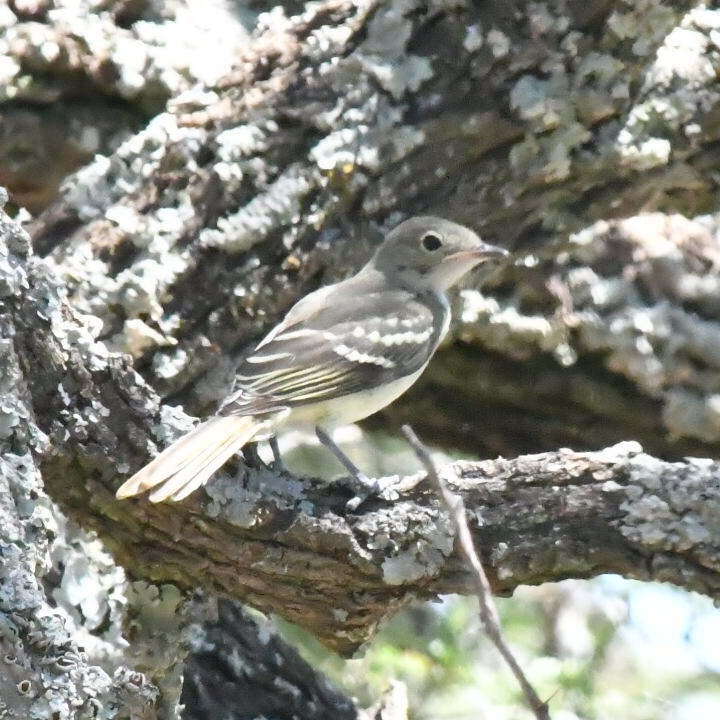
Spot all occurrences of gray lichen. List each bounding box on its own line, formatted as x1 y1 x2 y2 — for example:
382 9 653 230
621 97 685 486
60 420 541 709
352 0 433 100
0 0 253 107
621 454 720 564
356 498 455 586
617 7 720 170
457 210 720 443
0 197 206 717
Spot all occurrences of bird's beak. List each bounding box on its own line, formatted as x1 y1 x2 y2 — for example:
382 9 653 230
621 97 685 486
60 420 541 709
449 244 509 262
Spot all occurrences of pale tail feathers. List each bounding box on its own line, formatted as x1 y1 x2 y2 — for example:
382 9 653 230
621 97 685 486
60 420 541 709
116 415 266 503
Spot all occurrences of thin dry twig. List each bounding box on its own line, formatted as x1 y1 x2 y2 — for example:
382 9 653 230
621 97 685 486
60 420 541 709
402 425 551 720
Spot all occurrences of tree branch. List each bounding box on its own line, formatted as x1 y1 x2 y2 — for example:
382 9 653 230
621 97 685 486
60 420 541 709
74 434 720 657
183 600 378 720
402 425 550 720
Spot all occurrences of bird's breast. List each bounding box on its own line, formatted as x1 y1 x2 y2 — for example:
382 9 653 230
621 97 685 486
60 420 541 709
283 365 427 430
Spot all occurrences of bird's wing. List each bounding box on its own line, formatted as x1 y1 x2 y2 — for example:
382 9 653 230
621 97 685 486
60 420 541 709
251 283 338 351
219 286 446 416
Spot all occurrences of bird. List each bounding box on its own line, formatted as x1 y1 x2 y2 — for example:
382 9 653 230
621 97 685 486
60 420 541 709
115 216 508 504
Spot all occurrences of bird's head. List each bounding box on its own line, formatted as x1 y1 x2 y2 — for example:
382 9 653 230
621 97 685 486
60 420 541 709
370 216 508 292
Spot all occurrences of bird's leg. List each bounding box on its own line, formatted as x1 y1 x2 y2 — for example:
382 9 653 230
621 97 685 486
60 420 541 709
242 441 266 469
315 426 369 482
268 436 285 473
315 426 380 509
242 438 285 474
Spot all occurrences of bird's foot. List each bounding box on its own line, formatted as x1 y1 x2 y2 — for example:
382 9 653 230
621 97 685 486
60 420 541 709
242 438 287 474
313 425 407 509
343 473 381 511
242 442 265 469
343 474 404 511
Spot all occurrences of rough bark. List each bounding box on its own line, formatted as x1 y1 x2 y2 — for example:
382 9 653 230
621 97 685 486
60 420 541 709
182 600 360 720
2 196 381 718
4 0 720 714
1 199 167 719
57 431 720 659
9 0 719 461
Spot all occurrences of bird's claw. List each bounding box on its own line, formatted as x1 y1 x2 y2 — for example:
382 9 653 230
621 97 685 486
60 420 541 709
344 474 402 511
242 439 286 474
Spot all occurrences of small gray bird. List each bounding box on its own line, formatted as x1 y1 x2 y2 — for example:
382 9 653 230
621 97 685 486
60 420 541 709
116 216 507 503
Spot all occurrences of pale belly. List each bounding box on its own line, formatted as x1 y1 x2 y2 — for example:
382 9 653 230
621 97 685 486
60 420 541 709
281 365 427 431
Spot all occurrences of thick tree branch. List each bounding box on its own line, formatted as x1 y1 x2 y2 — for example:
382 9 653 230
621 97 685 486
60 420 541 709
0 198 165 718
182 599 406 720
59 429 720 658
113 440 720 656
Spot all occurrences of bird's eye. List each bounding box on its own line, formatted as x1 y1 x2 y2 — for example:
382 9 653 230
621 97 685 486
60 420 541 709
422 232 443 251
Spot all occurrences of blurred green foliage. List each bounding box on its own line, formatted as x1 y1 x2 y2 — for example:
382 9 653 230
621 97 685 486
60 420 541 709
278 579 720 720
277 430 720 719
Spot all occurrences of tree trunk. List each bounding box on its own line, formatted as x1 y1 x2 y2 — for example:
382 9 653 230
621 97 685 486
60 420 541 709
3 0 720 715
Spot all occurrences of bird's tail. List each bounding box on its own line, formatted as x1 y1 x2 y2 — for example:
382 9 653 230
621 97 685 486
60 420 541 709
115 415 267 503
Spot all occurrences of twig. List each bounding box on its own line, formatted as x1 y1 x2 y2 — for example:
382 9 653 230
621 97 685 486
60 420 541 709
402 425 551 720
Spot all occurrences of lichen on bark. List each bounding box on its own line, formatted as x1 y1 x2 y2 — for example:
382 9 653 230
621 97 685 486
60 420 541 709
4 0 720 714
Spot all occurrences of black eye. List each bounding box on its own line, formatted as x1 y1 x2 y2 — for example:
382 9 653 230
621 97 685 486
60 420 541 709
422 232 443 251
